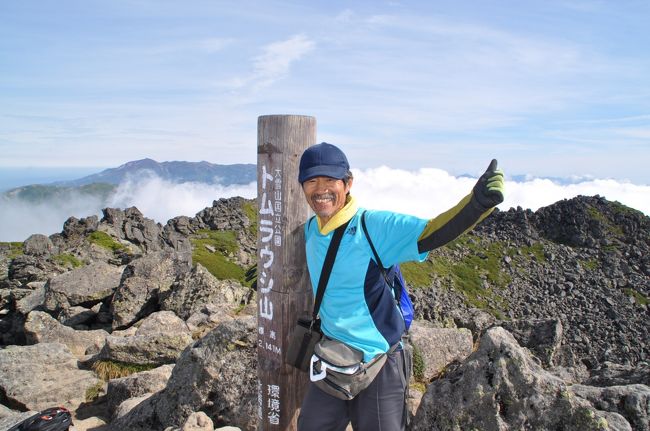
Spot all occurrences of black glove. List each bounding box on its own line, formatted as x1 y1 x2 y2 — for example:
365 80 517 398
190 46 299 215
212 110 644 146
472 159 505 208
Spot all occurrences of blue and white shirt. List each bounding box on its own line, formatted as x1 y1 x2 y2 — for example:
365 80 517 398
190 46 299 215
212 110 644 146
305 208 428 362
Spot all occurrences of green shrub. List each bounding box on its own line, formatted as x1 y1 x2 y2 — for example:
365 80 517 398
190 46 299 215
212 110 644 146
85 381 104 402
411 344 426 382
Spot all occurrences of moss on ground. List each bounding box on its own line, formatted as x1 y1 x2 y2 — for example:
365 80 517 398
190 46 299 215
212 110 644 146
623 288 648 306
242 200 258 236
52 253 84 268
191 229 247 282
87 231 127 253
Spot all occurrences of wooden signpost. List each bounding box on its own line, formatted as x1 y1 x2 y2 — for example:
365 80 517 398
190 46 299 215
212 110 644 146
256 115 315 430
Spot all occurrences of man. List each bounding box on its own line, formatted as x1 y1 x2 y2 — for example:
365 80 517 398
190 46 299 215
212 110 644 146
297 142 504 431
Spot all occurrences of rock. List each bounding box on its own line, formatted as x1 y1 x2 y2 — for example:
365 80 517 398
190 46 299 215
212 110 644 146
97 311 193 365
111 251 191 330
181 411 214 431
449 308 496 338
23 234 55 257
59 305 98 327
106 364 174 418
408 321 473 381
114 393 153 420
43 262 123 314
412 327 632 431
108 317 258 431
0 411 37 430
571 383 650 431
586 361 650 387
62 215 99 239
160 264 249 321
500 318 563 367
0 342 101 412
14 283 46 315
24 310 108 358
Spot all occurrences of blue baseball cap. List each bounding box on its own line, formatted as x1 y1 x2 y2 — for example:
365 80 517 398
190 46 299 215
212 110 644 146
298 142 350 183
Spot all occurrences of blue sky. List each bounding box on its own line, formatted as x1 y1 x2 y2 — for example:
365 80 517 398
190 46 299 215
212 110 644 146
1 0 649 183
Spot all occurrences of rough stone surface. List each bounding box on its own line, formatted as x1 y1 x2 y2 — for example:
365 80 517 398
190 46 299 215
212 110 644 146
97 311 193 365
108 317 258 431
43 262 123 313
0 342 101 412
408 321 474 380
106 364 174 418
159 263 249 320
23 234 56 257
111 251 191 330
24 310 108 358
413 327 633 431
570 383 650 431
501 318 564 367
0 411 37 430
181 411 215 431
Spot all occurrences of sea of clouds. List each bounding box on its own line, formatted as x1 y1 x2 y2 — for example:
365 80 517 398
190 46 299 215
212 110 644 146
1 167 648 242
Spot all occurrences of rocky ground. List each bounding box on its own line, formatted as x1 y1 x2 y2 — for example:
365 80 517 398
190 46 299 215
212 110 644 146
0 195 648 430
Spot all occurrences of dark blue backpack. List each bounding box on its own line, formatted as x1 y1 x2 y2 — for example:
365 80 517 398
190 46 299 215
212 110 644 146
361 212 415 330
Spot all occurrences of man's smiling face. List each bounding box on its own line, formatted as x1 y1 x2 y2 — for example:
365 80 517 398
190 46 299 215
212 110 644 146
302 176 352 225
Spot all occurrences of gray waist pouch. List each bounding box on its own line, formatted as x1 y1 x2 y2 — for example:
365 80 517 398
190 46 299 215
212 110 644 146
309 337 389 400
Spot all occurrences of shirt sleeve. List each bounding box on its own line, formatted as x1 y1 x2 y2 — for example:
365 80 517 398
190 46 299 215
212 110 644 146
362 210 429 267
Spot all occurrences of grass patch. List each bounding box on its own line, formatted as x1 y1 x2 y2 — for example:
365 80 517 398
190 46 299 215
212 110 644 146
85 381 104 402
0 242 24 259
242 200 258 236
578 258 599 271
520 243 546 263
87 231 127 253
401 260 437 289
623 288 648 306
52 253 84 268
191 229 246 282
92 360 158 381
587 206 624 237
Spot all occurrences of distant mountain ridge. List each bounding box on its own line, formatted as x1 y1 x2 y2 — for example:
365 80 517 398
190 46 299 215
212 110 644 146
2 159 257 203
52 158 257 187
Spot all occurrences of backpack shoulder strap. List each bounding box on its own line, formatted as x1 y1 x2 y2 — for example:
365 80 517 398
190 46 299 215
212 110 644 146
361 212 408 315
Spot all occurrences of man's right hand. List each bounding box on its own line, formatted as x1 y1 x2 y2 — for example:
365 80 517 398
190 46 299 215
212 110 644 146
472 159 505 208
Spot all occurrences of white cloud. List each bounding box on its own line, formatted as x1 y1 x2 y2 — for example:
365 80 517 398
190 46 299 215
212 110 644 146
107 175 256 222
1 170 647 242
252 34 315 88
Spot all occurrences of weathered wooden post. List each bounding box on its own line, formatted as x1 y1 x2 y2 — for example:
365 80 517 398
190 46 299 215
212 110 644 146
256 115 315 430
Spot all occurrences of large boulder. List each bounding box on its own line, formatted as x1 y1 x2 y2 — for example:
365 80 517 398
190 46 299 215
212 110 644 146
570 384 650 431
106 364 174 419
23 234 56 257
111 251 191 330
108 317 258 431
408 321 474 381
97 311 193 365
43 262 123 313
0 342 101 412
412 327 634 431
159 263 249 320
24 310 108 358
500 318 564 367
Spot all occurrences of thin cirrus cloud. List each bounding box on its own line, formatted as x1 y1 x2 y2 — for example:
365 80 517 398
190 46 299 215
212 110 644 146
223 34 316 91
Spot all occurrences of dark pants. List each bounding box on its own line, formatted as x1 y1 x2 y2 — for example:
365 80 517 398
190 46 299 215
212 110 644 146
298 349 409 431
